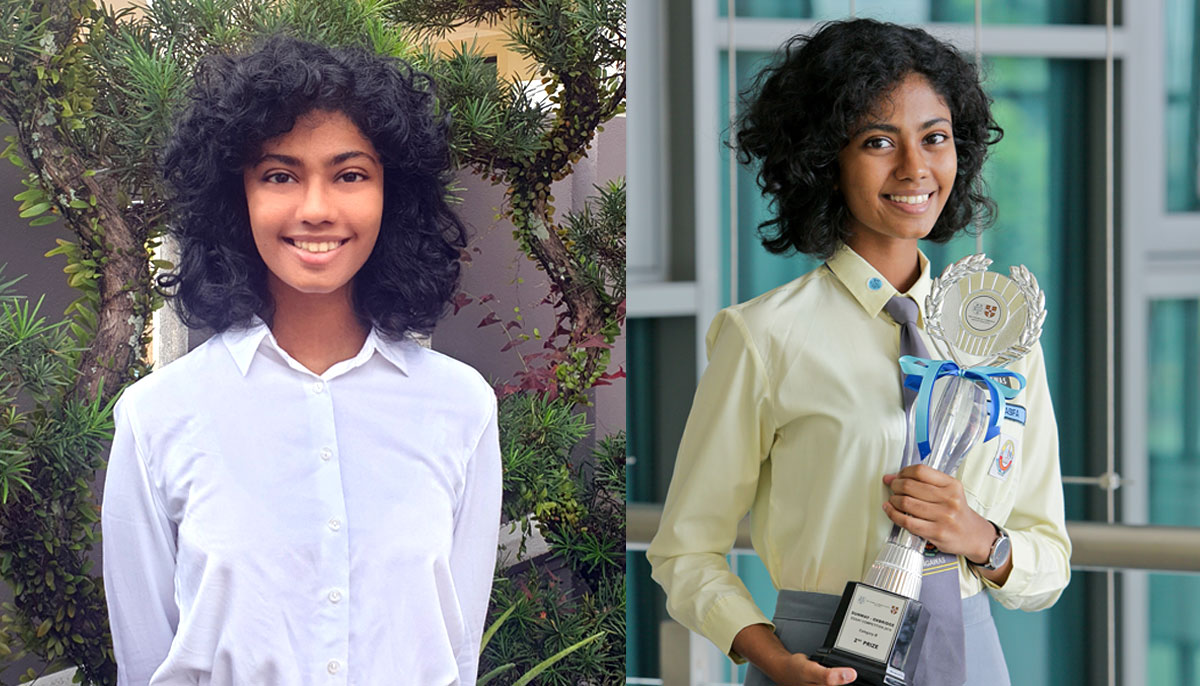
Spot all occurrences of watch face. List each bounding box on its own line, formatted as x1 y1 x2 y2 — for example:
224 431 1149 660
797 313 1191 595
991 534 1012 568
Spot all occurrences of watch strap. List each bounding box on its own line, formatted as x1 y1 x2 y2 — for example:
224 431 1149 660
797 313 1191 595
970 520 1006 569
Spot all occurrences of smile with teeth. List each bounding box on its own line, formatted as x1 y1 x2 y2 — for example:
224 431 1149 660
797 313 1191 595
885 193 932 204
285 238 349 253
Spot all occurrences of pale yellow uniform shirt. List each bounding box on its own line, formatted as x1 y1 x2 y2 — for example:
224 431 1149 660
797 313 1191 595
647 245 1071 662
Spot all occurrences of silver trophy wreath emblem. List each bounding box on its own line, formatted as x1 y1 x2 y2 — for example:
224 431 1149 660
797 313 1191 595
814 254 1046 686
925 253 1046 369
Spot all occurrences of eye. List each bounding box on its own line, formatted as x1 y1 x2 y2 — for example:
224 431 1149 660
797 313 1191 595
863 137 894 150
264 172 294 184
925 132 950 145
339 171 369 183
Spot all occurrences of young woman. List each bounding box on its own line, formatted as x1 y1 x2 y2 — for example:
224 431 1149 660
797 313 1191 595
102 36 500 685
647 19 1070 686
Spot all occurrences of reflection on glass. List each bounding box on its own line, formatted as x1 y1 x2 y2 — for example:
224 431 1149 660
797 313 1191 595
718 0 1092 24
1148 300 1200 684
1166 0 1200 212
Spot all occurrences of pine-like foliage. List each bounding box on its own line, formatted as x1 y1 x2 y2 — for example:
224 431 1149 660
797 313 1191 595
0 267 117 683
492 391 624 684
398 0 627 401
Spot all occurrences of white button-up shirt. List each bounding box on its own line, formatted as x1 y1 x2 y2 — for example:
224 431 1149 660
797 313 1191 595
102 317 501 685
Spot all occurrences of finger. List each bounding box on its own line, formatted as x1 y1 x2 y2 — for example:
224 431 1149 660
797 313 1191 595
795 655 856 685
883 501 936 539
824 667 857 685
888 493 938 520
886 475 943 503
896 477 968 517
898 463 955 486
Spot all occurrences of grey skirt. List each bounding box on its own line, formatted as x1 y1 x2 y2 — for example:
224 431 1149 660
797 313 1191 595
742 590 1010 686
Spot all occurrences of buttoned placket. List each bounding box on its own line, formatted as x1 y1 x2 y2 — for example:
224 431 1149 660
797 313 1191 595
307 375 350 684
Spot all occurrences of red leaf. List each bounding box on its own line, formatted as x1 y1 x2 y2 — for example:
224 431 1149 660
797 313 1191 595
604 366 627 379
505 320 522 331
499 339 522 352
451 292 472 315
479 293 496 303
477 312 500 328
576 334 611 349
458 249 473 263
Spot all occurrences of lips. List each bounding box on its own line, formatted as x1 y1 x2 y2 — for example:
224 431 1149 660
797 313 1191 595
885 193 931 204
883 191 936 214
284 237 350 252
282 237 350 265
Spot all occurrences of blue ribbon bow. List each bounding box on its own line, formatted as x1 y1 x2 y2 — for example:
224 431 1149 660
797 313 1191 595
899 355 1026 460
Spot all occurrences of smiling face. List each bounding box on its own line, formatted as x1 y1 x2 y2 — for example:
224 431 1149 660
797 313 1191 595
242 109 384 303
838 72 957 251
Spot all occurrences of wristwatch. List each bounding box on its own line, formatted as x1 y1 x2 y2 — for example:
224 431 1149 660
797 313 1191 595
970 521 1011 571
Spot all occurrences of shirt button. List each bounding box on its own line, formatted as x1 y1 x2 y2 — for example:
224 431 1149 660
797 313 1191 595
868 277 883 291
329 589 342 603
320 447 333 461
327 660 340 674
328 518 341 532
312 380 325 394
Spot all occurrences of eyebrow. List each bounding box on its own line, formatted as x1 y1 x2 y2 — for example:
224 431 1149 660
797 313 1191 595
852 117 951 137
252 150 378 167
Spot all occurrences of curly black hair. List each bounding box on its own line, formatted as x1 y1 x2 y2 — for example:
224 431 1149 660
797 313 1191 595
159 34 466 339
735 18 1003 260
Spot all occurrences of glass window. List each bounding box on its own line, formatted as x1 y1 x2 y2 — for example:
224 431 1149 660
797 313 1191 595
1147 300 1200 684
627 316 697 679
1166 0 1200 212
718 0 1095 25
626 550 662 679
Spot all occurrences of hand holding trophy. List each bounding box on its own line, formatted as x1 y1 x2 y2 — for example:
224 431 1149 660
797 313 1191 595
814 253 1046 685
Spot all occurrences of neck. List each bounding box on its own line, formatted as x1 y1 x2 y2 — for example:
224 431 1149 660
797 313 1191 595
844 234 922 293
265 276 369 375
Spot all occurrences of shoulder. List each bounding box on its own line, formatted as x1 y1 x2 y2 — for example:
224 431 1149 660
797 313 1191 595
116 335 230 415
729 265 836 333
403 344 497 414
707 265 837 363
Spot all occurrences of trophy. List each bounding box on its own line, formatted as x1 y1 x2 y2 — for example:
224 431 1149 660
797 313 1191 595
813 254 1045 685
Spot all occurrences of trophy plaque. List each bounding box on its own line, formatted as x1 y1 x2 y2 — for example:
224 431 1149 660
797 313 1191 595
813 254 1045 685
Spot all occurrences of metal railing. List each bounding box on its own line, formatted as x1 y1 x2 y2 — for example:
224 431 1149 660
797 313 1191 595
627 503 1200 686
628 503 1200 574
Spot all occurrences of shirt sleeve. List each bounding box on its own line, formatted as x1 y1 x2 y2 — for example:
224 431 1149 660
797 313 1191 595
450 396 501 685
979 342 1072 610
646 309 776 663
101 394 179 686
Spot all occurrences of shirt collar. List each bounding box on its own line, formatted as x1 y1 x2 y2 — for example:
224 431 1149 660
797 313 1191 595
824 244 932 323
221 315 409 377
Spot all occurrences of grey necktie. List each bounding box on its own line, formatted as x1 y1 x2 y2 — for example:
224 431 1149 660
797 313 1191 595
883 295 967 686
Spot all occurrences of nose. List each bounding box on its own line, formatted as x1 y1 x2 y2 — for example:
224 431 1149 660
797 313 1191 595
894 141 930 182
297 180 337 225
